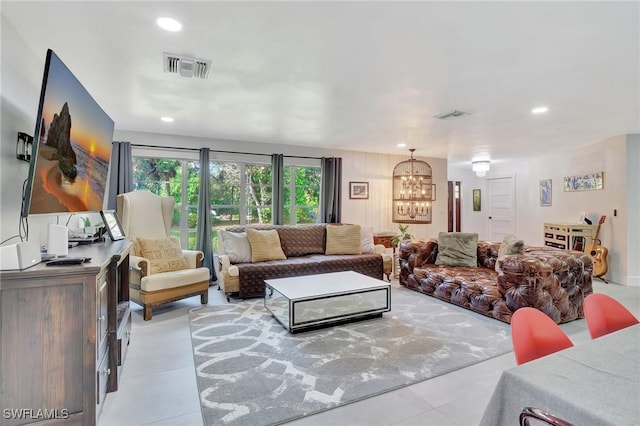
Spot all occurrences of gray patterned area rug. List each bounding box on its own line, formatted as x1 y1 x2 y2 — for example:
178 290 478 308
189 285 512 425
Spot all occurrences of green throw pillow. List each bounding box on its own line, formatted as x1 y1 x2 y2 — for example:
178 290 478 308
435 232 479 267
498 234 524 257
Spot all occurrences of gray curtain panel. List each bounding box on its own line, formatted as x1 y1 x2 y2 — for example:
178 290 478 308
196 148 217 283
107 141 133 210
320 157 342 223
271 153 284 225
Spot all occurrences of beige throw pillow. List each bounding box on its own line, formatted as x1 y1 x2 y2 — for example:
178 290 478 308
245 228 287 262
135 237 189 274
326 224 362 255
435 232 479 267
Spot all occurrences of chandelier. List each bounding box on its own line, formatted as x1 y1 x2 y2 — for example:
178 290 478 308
392 149 433 224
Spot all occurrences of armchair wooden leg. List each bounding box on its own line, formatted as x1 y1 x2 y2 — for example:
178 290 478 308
200 291 208 305
143 305 153 321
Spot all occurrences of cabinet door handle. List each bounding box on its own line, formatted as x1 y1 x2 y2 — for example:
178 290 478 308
101 368 111 376
98 316 105 322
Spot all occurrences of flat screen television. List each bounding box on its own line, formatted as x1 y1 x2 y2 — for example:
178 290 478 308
21 49 114 217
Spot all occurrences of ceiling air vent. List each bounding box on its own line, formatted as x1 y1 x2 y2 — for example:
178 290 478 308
434 110 472 120
163 53 212 79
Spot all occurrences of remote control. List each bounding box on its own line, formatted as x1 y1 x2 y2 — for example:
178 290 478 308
46 257 90 266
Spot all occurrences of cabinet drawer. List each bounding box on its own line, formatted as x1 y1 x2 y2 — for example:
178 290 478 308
97 273 109 361
96 347 110 414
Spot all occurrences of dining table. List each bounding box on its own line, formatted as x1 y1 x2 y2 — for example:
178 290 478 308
479 324 640 426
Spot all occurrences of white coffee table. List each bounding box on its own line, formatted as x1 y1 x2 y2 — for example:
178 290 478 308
264 271 391 333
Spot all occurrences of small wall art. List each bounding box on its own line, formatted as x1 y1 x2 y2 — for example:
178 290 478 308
472 189 481 211
540 179 552 206
349 181 369 199
563 172 604 192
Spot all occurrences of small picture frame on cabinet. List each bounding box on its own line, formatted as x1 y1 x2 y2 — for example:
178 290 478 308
100 210 125 241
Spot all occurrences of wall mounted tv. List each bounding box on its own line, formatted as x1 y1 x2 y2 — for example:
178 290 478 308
21 49 114 217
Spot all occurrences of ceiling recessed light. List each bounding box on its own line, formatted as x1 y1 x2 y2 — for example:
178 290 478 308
157 17 182 32
397 143 407 148
531 106 549 114
161 116 174 122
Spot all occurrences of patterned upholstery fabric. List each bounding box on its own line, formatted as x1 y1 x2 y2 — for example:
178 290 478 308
135 237 189 274
223 224 384 298
277 225 326 257
237 254 383 298
399 239 593 324
223 224 326 257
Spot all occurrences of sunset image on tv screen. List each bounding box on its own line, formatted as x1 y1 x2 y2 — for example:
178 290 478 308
27 50 114 215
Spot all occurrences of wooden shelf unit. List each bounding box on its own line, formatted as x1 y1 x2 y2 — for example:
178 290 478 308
543 222 596 252
1 239 132 425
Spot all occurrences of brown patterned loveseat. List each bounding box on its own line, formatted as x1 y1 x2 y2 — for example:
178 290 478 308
217 224 391 299
399 239 593 323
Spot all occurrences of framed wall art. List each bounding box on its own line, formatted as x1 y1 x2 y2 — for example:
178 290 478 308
540 179 552 206
349 181 369 199
563 172 604 192
472 189 481 211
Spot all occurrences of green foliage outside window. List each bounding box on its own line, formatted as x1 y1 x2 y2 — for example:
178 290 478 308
133 156 321 252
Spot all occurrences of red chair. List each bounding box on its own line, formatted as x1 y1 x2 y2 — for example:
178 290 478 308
520 407 574 426
511 307 574 365
583 293 639 339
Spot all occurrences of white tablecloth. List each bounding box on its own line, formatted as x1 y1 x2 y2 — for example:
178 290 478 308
480 324 640 426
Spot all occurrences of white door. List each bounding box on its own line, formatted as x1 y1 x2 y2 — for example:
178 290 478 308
487 176 516 241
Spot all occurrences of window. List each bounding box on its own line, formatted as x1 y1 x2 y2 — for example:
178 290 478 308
284 165 321 224
132 156 199 249
133 152 321 253
209 161 272 250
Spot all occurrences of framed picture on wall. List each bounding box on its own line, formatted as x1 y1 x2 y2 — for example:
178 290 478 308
349 181 369 199
472 189 481 211
540 179 552 206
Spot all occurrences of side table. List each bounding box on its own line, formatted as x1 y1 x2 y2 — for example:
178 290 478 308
373 233 397 280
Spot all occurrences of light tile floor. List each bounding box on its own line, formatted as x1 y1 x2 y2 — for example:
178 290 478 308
98 279 639 426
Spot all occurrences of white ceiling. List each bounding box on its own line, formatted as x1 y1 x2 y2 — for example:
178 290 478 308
3 1 639 166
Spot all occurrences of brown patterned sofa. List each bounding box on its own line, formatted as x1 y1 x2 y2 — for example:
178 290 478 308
399 238 593 323
217 224 392 299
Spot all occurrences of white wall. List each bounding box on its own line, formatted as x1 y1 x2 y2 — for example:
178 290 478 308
449 134 637 286
0 14 78 248
626 134 640 286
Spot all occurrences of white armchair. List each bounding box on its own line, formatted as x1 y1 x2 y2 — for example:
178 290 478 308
117 190 209 320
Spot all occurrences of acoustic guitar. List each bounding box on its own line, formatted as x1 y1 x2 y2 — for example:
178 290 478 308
586 215 608 277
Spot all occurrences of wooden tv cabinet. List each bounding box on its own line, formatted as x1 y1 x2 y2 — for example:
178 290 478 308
0 239 132 425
